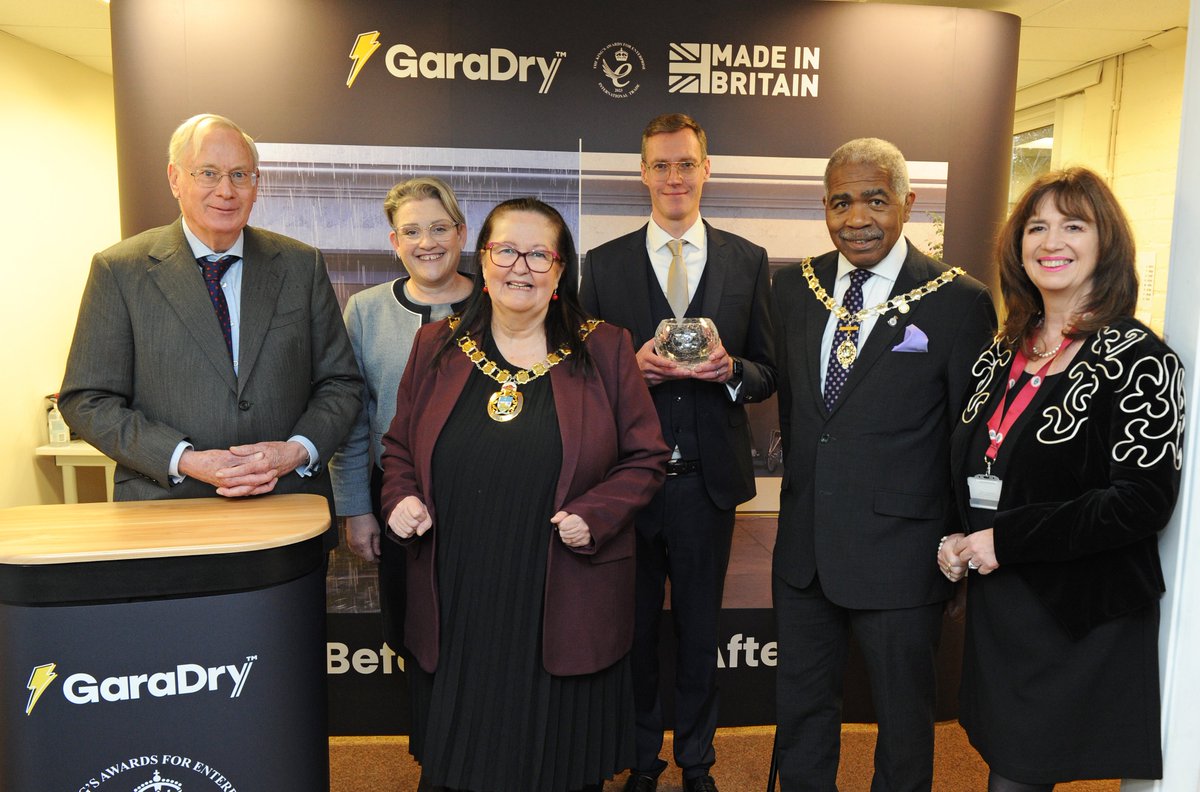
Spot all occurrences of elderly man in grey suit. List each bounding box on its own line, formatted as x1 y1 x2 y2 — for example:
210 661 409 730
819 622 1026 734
59 114 360 547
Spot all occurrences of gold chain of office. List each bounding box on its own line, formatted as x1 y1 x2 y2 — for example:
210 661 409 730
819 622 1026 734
449 316 603 422
800 258 964 324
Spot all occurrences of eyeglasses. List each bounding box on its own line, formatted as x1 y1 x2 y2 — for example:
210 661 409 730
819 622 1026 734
643 160 705 180
483 243 561 273
189 168 259 189
394 222 461 244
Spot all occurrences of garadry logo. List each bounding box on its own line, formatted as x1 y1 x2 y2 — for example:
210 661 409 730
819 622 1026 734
345 32 566 93
26 662 58 715
592 42 646 99
23 656 256 714
346 31 382 87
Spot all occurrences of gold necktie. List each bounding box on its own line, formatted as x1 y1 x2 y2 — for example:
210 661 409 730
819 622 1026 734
666 238 689 318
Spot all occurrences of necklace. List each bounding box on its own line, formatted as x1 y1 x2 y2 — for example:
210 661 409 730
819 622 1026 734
1027 318 1071 360
801 258 964 367
1028 333 1073 360
450 316 602 422
1027 339 1059 359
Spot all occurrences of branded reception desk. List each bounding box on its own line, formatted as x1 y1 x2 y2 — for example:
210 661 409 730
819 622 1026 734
0 495 330 791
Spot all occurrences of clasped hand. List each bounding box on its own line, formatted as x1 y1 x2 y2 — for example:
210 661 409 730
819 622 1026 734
937 529 999 582
179 440 309 497
636 339 734 387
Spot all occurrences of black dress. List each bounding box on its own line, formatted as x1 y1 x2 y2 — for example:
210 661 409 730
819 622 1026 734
959 372 1162 784
408 344 635 792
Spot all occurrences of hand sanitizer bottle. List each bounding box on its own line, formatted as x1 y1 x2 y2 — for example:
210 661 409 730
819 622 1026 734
47 394 70 447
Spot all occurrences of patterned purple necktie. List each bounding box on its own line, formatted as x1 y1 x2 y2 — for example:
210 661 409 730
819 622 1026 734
199 255 239 358
823 267 872 410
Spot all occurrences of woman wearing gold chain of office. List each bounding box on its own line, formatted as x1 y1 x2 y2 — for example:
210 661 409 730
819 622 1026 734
381 197 669 792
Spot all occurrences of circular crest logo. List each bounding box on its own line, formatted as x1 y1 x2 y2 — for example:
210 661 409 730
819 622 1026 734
134 770 183 791
592 42 645 99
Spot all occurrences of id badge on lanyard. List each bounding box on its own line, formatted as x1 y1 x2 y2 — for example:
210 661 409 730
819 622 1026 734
968 474 1003 510
970 339 1069 510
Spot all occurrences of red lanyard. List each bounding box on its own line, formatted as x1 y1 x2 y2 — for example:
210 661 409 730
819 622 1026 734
984 339 1071 463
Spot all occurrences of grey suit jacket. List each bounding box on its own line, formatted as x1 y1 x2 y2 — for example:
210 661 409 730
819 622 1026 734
771 242 997 609
59 220 361 543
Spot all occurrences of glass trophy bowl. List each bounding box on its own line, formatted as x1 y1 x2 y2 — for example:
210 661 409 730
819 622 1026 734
654 318 719 367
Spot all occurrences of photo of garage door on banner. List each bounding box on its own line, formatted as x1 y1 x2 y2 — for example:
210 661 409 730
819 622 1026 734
109 0 1019 735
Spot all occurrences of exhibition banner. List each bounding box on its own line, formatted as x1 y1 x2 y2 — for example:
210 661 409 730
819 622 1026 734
109 0 1017 734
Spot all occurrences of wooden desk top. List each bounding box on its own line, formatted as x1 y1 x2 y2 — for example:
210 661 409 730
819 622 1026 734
0 494 330 565
34 439 107 458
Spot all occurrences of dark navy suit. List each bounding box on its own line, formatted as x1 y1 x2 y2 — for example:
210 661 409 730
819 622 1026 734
581 221 776 779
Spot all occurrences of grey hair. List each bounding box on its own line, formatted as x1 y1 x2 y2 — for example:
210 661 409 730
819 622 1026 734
167 114 259 168
824 137 910 197
383 176 466 228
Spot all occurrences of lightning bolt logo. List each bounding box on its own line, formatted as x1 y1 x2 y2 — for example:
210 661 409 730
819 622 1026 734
346 31 382 88
25 663 58 715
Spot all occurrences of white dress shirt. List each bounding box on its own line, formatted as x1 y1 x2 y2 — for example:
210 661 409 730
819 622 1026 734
645 216 708 307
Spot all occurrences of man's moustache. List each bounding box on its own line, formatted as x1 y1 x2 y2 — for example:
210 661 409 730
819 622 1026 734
839 230 884 242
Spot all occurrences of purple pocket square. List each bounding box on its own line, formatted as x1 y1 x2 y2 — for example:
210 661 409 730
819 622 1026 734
892 324 929 353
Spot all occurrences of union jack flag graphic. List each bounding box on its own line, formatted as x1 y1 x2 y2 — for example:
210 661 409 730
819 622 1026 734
668 43 711 93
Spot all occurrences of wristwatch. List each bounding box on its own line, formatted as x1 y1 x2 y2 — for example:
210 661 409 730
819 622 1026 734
729 357 743 385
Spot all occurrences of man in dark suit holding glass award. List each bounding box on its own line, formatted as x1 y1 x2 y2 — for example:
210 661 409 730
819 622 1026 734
580 113 776 792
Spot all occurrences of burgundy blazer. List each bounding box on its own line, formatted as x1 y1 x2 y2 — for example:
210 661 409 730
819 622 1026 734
380 320 669 676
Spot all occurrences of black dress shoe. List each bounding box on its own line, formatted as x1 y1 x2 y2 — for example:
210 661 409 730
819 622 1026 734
623 772 658 792
683 774 719 792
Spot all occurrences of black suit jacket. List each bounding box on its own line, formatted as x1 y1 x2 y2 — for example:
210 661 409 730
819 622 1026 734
772 242 996 609
580 221 776 510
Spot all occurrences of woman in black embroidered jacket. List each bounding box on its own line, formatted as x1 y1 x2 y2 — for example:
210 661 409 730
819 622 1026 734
938 167 1185 791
